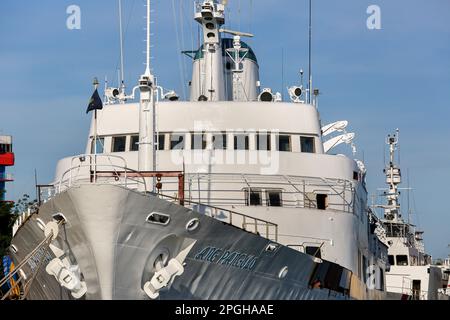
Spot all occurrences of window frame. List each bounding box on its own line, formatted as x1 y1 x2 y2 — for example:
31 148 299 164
170 133 185 150
256 132 271 151
191 132 207 150
91 137 105 154
266 189 283 207
244 188 263 206
212 132 227 150
111 136 127 153
277 134 292 152
300 136 315 153
234 134 250 150
130 135 139 151
396 255 409 266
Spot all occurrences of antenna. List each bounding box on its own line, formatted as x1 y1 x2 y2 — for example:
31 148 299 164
145 0 151 76
308 0 312 104
118 0 125 93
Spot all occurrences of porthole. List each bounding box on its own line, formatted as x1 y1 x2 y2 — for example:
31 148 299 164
278 266 289 279
36 218 46 231
186 218 200 232
265 243 279 252
10 244 18 254
146 212 171 226
52 212 67 223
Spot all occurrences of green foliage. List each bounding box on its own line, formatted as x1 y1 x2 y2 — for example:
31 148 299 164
0 200 14 257
13 194 37 215
0 194 37 257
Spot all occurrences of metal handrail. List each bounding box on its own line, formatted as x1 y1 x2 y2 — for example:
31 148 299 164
158 193 278 242
57 164 147 193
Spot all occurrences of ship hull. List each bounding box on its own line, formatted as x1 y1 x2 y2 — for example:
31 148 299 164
10 184 390 300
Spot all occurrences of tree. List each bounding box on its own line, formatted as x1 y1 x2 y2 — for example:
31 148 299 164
0 198 14 257
13 194 37 215
0 193 37 257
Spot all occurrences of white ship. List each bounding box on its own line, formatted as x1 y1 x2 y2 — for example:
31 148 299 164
3 0 399 300
374 130 449 300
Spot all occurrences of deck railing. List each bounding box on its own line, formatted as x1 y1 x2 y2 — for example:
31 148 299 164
158 194 278 242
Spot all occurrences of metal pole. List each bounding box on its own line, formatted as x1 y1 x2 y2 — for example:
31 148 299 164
145 0 151 76
308 0 312 104
118 0 125 94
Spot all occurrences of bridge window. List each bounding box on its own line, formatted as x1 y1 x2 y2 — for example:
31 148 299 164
170 134 185 150
244 188 262 206
0 144 12 153
91 137 104 154
112 136 126 153
130 135 139 151
234 134 249 150
191 133 207 150
266 189 282 207
277 135 291 152
256 133 271 151
300 136 315 153
212 133 227 150
396 255 408 266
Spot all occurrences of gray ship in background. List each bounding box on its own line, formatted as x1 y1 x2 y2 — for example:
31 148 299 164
2 0 414 300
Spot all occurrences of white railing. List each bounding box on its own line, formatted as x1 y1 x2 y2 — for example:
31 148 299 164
12 207 34 237
46 154 147 196
156 173 357 214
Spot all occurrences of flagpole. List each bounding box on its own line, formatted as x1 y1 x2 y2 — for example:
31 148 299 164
93 78 99 183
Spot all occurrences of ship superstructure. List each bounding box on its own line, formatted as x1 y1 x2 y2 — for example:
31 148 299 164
0 135 14 202
374 130 445 300
5 0 396 300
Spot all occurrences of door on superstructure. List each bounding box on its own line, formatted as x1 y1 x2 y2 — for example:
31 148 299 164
412 280 421 300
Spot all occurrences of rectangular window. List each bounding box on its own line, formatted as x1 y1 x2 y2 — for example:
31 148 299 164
244 188 262 206
316 194 328 210
191 133 207 150
234 134 249 150
0 144 11 153
170 134 185 150
301 136 315 153
156 133 166 150
305 246 322 258
112 136 126 153
379 268 384 291
130 135 139 151
363 256 368 283
266 190 282 207
212 133 227 150
256 133 271 151
91 137 104 154
396 255 408 266
388 255 395 266
277 135 291 152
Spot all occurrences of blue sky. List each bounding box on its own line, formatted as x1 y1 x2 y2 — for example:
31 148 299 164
0 0 449 258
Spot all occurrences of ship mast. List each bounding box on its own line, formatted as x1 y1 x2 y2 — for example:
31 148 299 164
138 0 156 192
383 129 402 222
